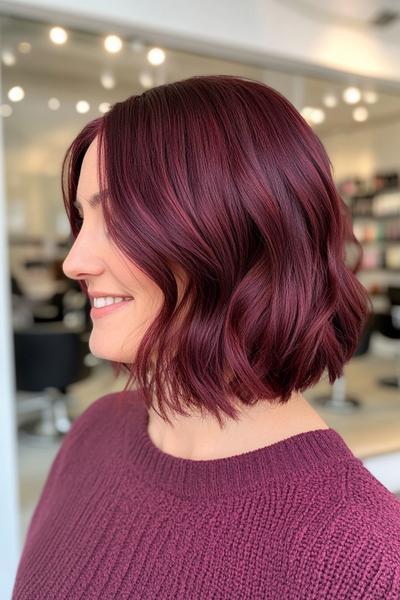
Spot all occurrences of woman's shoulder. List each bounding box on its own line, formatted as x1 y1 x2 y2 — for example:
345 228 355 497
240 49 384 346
282 459 400 599
45 390 135 481
69 391 119 430
344 458 400 524
305 456 400 542
66 388 138 440
317 488 400 599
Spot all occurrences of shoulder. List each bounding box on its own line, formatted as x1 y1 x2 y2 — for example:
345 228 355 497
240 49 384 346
20 391 133 545
47 390 138 478
343 458 400 533
319 497 400 599
66 389 138 442
69 391 119 431
37 390 141 495
298 460 400 599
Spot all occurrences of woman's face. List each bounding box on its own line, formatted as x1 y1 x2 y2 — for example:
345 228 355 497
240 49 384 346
62 136 169 363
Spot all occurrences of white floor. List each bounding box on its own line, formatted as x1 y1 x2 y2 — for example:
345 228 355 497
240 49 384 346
15 333 400 549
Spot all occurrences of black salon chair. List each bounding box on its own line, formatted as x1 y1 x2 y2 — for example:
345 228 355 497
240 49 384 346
11 274 24 297
374 286 400 389
11 271 67 324
32 291 66 323
14 322 93 445
312 313 375 413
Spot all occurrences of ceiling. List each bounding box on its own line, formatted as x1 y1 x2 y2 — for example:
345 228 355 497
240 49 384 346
279 0 400 40
1 12 400 182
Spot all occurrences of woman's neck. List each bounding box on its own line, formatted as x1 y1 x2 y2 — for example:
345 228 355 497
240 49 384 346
147 391 329 461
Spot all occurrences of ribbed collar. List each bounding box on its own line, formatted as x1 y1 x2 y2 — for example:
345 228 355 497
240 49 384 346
123 389 357 499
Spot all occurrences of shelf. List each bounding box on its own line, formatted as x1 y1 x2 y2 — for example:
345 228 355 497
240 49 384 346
356 240 400 245
352 213 400 220
358 267 400 273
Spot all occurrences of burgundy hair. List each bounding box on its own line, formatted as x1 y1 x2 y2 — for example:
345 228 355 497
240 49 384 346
61 74 372 427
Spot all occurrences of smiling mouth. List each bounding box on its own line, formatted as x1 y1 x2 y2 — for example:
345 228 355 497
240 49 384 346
91 297 133 308
90 298 134 319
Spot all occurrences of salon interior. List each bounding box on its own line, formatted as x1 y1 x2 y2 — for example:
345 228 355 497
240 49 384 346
1 2 400 595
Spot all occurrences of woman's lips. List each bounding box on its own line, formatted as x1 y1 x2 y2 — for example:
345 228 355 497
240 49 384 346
90 298 133 320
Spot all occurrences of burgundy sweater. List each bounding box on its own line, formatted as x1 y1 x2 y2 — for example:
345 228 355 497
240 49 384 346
13 390 400 599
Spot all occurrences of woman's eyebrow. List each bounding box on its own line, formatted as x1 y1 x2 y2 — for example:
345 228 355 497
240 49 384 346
73 190 109 212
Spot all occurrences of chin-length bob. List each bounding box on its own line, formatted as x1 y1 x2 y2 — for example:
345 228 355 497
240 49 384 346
62 74 372 427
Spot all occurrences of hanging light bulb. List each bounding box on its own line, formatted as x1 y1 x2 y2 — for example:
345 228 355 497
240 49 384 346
49 26 68 45
311 108 325 124
147 47 165 65
2 50 16 66
343 86 361 104
300 106 325 124
48 97 61 110
8 86 25 102
18 41 32 53
104 35 122 53
99 102 111 113
139 71 153 88
100 72 116 89
76 100 90 114
363 91 378 104
322 93 338 108
0 104 13 117
353 106 368 122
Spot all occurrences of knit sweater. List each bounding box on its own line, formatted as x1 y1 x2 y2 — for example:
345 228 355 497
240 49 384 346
12 389 400 599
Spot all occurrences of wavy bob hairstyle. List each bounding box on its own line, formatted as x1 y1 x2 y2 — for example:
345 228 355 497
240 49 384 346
61 74 372 427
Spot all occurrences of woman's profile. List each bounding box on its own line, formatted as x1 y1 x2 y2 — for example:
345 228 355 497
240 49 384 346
13 74 400 599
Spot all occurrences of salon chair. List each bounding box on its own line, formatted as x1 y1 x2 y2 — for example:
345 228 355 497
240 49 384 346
11 274 24 297
11 271 66 324
14 322 93 446
374 286 400 389
32 291 66 323
311 314 375 413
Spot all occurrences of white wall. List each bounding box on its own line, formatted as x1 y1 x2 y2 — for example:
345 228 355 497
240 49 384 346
322 118 400 180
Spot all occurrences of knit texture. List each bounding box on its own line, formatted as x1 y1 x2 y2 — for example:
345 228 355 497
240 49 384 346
13 389 400 599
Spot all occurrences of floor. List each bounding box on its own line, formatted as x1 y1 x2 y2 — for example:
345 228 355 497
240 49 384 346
15 332 400 548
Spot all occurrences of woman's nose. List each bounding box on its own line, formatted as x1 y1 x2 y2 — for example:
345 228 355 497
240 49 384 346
62 236 103 282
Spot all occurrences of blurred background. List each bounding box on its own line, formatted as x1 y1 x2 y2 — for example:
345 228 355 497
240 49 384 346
1 1 400 596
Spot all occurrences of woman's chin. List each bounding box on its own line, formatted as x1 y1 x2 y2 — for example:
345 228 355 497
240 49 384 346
88 335 133 364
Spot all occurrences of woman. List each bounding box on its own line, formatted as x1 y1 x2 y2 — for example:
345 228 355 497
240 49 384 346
13 75 400 599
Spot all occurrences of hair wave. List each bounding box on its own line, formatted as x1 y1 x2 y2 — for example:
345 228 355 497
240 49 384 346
61 74 372 427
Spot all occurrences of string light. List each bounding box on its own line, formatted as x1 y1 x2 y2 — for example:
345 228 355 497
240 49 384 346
49 26 68 45
147 47 165 65
8 86 25 102
139 71 153 88
343 86 361 104
100 72 115 89
76 100 90 114
0 104 13 117
104 35 122 53
99 102 111 113
2 50 16 66
322 93 338 108
18 41 32 53
48 97 60 110
363 91 378 104
353 106 368 122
